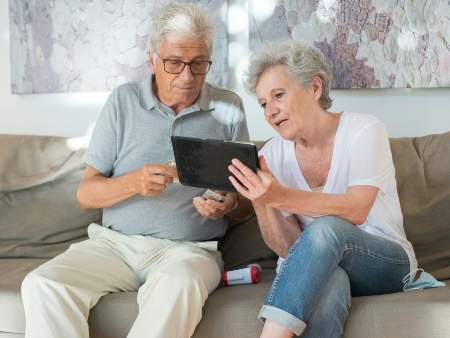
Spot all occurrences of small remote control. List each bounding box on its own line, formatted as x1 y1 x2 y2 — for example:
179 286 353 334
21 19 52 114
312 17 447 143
202 189 224 202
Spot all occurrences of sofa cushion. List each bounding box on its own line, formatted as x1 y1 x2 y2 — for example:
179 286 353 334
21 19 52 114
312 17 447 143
220 215 277 271
0 135 101 259
2 262 450 338
390 132 450 280
90 273 450 338
88 271 274 338
0 259 47 333
0 135 87 191
343 283 450 338
0 168 101 258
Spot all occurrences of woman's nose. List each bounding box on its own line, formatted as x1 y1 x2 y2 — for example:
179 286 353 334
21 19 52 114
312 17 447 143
264 102 277 117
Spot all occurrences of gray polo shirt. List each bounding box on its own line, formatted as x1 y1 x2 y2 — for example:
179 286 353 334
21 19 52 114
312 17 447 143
84 77 249 241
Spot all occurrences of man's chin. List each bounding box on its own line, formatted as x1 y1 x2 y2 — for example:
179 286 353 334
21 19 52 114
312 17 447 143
174 88 200 100
174 86 196 92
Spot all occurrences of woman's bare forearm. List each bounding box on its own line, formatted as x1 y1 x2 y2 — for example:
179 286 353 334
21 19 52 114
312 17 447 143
253 202 302 257
270 186 379 226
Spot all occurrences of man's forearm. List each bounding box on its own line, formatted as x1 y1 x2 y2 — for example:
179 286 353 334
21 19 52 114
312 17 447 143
253 202 301 257
77 173 136 209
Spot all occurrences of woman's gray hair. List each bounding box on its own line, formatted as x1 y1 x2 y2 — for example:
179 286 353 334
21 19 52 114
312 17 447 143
149 3 215 54
245 40 333 110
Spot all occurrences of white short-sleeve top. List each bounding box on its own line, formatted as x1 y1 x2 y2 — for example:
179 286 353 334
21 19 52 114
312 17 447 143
259 112 417 273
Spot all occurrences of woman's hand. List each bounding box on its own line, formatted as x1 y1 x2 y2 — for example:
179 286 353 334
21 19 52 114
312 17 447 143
228 156 284 205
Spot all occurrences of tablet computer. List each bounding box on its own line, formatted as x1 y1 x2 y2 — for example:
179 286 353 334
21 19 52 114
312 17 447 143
171 136 259 191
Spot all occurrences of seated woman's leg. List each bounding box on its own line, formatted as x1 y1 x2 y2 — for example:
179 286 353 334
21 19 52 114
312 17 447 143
258 216 410 337
301 267 351 338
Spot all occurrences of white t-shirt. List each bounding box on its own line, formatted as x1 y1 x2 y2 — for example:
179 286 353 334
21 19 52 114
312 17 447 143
259 112 417 273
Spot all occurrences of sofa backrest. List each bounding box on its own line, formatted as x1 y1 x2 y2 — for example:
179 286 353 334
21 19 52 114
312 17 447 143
1 133 449 280
390 132 450 280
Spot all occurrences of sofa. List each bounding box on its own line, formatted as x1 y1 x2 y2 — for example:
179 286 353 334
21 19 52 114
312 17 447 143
1 132 449 338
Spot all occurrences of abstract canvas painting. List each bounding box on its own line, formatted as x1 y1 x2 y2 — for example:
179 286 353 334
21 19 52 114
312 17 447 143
250 0 450 89
10 0 228 94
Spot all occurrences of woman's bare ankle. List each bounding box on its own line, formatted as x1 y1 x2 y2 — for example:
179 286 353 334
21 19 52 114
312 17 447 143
260 319 294 338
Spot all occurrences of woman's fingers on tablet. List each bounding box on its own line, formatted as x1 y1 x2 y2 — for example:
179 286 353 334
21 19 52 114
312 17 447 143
229 176 251 200
230 159 262 187
228 164 256 190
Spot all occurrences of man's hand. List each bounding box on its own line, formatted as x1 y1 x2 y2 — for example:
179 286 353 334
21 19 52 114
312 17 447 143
193 191 237 220
130 164 178 197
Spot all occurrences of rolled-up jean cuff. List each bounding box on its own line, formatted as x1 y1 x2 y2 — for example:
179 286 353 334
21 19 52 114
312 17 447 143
258 305 306 336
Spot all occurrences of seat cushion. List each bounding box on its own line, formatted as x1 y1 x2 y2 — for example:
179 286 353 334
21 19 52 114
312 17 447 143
2 260 450 338
0 259 47 333
344 282 450 338
88 270 274 338
89 274 450 338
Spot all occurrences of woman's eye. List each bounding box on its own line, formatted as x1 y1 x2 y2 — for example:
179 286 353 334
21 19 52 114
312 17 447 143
275 92 284 98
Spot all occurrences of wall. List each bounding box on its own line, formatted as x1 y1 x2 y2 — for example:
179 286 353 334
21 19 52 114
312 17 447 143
1 1 449 140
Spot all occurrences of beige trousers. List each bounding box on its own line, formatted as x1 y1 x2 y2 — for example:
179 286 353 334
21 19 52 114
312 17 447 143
21 223 223 338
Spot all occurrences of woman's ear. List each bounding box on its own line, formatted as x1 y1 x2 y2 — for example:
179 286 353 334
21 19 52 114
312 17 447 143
311 76 323 101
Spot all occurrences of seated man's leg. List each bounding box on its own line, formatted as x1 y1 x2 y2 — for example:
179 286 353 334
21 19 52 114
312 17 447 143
127 245 222 338
22 232 140 338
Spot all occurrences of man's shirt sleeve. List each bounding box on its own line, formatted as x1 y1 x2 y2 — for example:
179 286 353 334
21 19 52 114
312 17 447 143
83 91 118 177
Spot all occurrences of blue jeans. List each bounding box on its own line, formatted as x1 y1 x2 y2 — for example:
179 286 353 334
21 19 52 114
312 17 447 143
258 216 410 337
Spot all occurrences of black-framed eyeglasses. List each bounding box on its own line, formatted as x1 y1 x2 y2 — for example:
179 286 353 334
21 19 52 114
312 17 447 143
156 54 212 75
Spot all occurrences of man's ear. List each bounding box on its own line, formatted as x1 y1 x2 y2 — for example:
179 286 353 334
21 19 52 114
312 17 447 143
147 51 156 73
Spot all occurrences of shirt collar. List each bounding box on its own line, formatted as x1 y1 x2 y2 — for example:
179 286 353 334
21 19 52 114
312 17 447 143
138 76 156 110
138 76 215 114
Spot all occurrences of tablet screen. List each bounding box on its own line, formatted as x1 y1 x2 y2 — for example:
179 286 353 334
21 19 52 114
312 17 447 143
171 136 259 191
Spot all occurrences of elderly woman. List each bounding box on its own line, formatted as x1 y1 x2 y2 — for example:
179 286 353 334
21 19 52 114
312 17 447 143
228 41 418 338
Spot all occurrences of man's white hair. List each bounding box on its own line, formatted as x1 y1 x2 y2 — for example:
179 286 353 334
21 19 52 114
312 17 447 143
245 40 333 110
149 3 215 54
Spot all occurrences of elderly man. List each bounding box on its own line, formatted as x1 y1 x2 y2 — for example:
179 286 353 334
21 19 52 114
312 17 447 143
21 3 249 338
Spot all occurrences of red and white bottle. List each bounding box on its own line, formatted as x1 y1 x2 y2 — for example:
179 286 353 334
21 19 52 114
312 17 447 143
223 264 262 286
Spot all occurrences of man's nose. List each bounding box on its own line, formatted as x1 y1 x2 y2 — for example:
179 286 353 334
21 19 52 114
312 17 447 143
179 64 194 81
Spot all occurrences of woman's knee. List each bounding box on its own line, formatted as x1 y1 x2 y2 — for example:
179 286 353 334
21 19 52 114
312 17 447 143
305 216 353 240
288 216 353 257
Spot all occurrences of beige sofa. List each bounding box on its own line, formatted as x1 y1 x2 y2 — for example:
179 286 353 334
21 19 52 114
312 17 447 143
1 132 449 338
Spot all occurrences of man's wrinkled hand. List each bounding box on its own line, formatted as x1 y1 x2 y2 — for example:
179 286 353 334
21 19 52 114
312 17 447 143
193 192 237 220
130 164 178 197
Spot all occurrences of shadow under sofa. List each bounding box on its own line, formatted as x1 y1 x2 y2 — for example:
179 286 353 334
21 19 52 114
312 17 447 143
1 132 449 338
